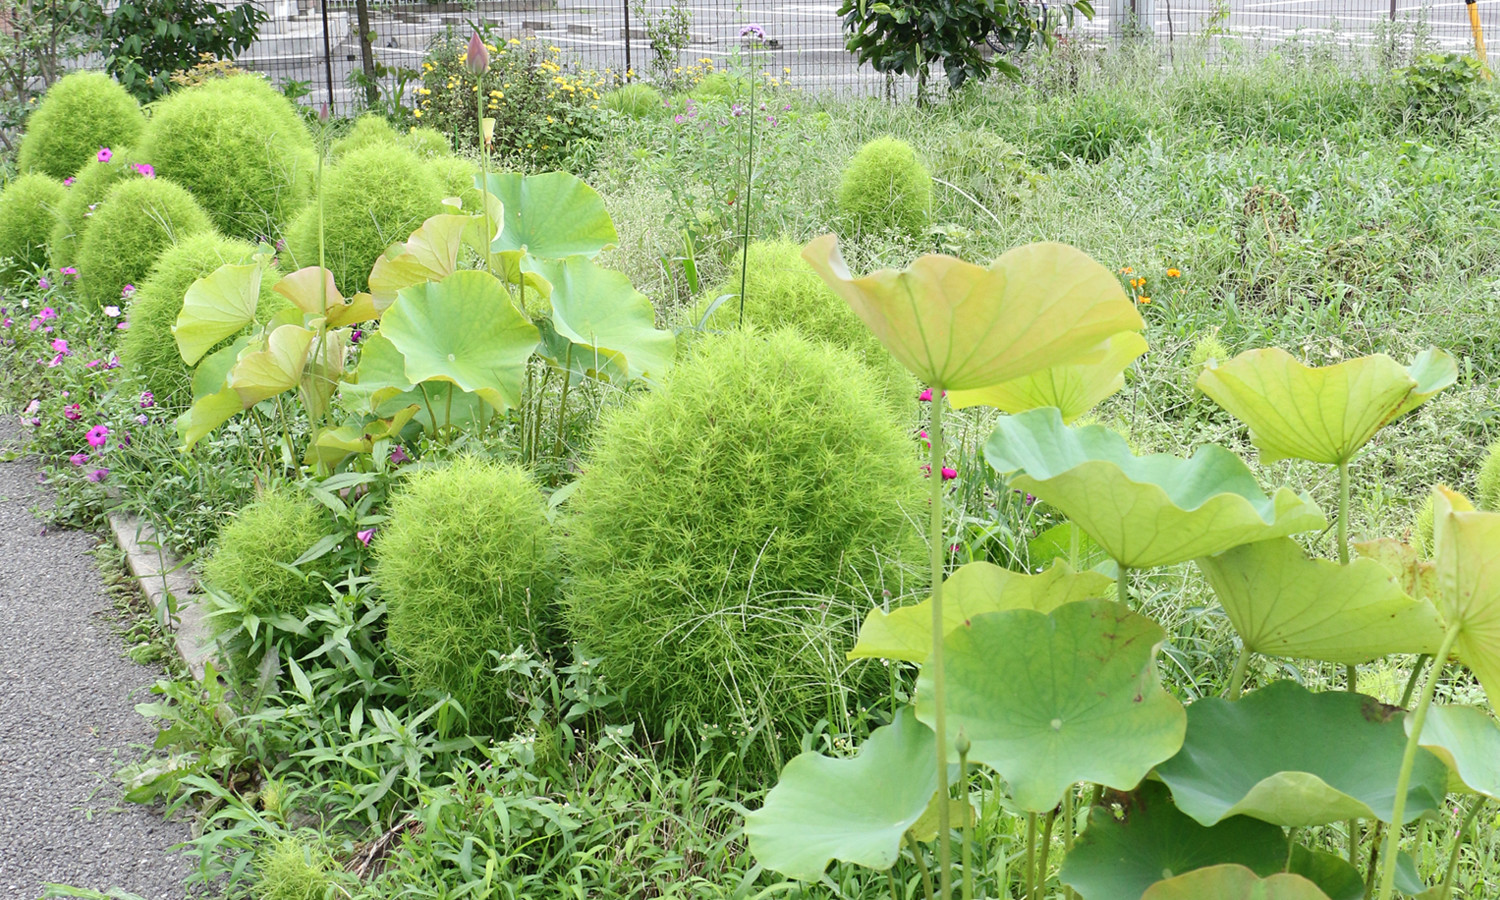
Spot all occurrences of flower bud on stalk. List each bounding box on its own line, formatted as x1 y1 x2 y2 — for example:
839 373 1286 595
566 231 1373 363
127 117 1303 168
466 32 489 74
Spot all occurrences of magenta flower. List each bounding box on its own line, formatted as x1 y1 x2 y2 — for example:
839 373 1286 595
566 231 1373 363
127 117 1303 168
121 284 135 299
356 528 376 546
47 354 64 368
918 388 933 402
389 445 410 465
97 147 113 163
69 453 89 466
86 468 109 483
2 318 11 328
85 359 103 369
133 163 155 178
86 425 109 448
103 305 121 317
51 338 68 355
28 319 40 332
139 391 155 409
39 307 57 321
673 114 686 124
60 267 77 277
37 277 49 290
63 177 75 186
350 328 364 344
135 413 149 426
941 467 958 481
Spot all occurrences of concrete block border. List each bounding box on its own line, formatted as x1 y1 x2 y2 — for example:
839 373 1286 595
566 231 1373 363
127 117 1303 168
108 513 215 681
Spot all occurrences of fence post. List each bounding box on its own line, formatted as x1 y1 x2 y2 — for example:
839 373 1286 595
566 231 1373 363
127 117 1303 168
354 0 378 107
622 0 633 79
320 0 336 111
1111 0 1155 37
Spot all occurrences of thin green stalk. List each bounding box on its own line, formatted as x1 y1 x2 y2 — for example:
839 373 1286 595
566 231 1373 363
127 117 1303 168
1025 812 1038 900
736 45 757 326
1037 808 1058 898
1285 827 1298 872
1115 562 1129 606
890 870 902 900
928 393 952 900
906 832 935 900
1435 797 1486 900
552 345 573 462
1339 458 1357 866
1063 787 1078 900
958 733 974 900
1364 821 1385 899
417 382 438 438
1377 622 1462 900
1227 644 1252 701
1401 655 1431 708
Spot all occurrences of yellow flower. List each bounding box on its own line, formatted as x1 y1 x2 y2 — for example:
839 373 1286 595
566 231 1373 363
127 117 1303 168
784 66 791 74
1137 296 1151 305
509 38 520 45
413 108 422 117
1167 268 1182 278
1119 266 1134 275
489 89 502 96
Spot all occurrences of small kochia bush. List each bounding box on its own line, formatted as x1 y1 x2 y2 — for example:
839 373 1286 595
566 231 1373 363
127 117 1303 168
404 126 452 159
121 233 288 405
202 486 328 624
254 833 337 900
135 75 315 238
284 143 442 293
603 82 664 118
1477 440 1500 512
564 329 925 762
329 114 397 160
48 155 136 268
426 156 483 212
374 457 557 733
837 136 932 236
0 174 66 283
76 177 214 310
17 72 144 180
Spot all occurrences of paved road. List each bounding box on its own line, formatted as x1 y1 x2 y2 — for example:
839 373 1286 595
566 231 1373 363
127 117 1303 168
0 419 191 900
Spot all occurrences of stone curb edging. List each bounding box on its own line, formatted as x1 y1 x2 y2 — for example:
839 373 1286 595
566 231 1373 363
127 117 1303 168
107 513 214 681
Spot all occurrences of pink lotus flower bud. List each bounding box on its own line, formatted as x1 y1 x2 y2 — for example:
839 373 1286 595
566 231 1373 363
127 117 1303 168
466 31 489 74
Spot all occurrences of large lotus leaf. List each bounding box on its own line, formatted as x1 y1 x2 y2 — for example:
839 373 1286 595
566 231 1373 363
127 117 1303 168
175 386 244 450
1410 705 1500 799
526 256 675 385
174 263 262 365
272 266 379 327
299 328 349 427
1029 522 1111 572
1195 348 1457 465
801 234 1143 391
850 560 1112 663
950 332 1149 422
745 707 938 881
1154 680 1447 827
482 171 617 270
1195 538 1445 664
916 599 1185 812
1355 538 1437 602
1433 486 1500 707
227 324 315 407
343 332 487 433
1140 866 1331 900
1285 848 1364 900
380 270 540 412
984 409 1326 569
366 213 480 311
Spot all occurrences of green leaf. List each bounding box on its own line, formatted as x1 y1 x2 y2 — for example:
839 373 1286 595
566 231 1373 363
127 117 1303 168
366 213 480 311
950 331 1149 422
850 559 1111 663
1154 680 1448 827
482 171 617 272
1140 865 1332 900
917 599 1185 812
227 324 314 406
745 707 937 880
984 409 1326 569
1195 538 1445 664
1059 781 1290 900
1432 486 1500 707
1195 348 1457 464
1409 705 1500 799
272 266 379 327
175 386 243 450
1286 848 1365 900
527 256 676 385
380 270 540 413
1028 522 1110 572
802 234 1143 390
173 262 262 365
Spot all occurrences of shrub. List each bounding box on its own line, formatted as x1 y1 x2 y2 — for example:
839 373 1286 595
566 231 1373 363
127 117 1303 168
837 136 932 236
47 154 138 269
121 232 288 404
405 126 452 159
284 143 443 293
75 176 214 310
329 114 397 160
202 485 328 624
426 156 483 212
603 82 664 118
1477 440 1500 512
0 174 66 283
700 239 913 404
374 457 557 733
563 329 925 763
16 72 144 181
134 74 315 239
254 833 337 900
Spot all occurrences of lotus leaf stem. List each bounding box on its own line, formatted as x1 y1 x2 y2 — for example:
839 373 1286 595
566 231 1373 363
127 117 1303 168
1401 655 1431 708
1116 563 1129 607
1025 812 1037 900
959 736 974 900
1435 797 1486 900
906 831 935 900
1037 807 1057 899
928 392 953 900
1227 643 1252 701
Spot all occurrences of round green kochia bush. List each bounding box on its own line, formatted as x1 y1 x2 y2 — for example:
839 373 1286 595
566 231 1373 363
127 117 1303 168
75 177 214 310
374 456 557 733
603 82 664 118
17 72 144 180
563 329 926 758
426 155 483 212
329 114 397 160
701 239 913 405
121 233 289 405
202 486 329 623
838 136 932 236
1477 440 1500 512
284 143 443 293
47 155 136 268
0 174 66 283
134 75 315 239
404 126 452 159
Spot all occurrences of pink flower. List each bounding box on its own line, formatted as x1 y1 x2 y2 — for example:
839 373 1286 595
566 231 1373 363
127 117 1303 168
63 177 75 186
37 277 49 290
86 468 109 483
121 284 135 299
60 267 77 277
2 318 10 328
356 528 376 546
389 446 410 465
941 467 958 481
47 354 64 367
51 338 68 355
103 305 120 317
97 147 113 163
23 400 39 415
116 321 129 331
39 307 56 321
28 318 40 332
86 425 109 448
85 359 103 369
69 452 89 466
465 31 489 74
135 414 149 426
133 163 155 178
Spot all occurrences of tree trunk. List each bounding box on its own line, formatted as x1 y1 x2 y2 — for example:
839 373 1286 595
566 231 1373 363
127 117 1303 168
355 0 377 108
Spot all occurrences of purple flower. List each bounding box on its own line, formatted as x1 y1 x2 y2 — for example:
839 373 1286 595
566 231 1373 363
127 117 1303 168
86 468 109 483
28 319 40 332
37 277 49 290
135 414 149 426
97 147 113 163
86 425 109 448
107 355 120 369
731 104 744 117
350 328 363 344
673 114 686 124
389 445 410 465
139 391 155 409
739 23 766 41
51 338 68 355
47 354 64 368
39 307 57 321
2 318 10 329
133 163 155 179
103 305 120 317
121 284 135 299
356 527 376 546
60 267 77 277
116 432 131 447
69 453 89 466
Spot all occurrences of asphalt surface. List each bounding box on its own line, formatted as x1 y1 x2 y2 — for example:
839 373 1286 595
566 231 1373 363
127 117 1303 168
0 419 191 900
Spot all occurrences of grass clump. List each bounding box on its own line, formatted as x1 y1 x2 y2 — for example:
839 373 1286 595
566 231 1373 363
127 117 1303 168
134 75 315 239
374 456 557 734
603 83 664 118
837 136 932 236
563 329 924 765
0 174 66 284
121 233 288 405
75 176 214 310
1476 440 1500 511
202 485 329 623
17 72 144 181
254 833 338 900
284 143 442 293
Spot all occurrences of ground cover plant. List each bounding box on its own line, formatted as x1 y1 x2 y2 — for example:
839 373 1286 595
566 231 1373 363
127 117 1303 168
8 30 1500 900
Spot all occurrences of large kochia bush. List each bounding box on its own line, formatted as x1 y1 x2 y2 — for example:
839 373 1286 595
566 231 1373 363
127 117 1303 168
837 136 932 236
75 177 214 310
17 72 144 181
374 457 557 733
134 74 315 239
48 155 136 269
563 329 925 759
0 174 66 283
203 486 329 624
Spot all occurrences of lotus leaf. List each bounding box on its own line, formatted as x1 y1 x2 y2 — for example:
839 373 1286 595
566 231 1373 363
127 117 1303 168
801 234 1143 390
850 560 1111 663
379 270 540 413
482 171 617 271
916 599 1185 812
1196 538 1444 664
1028 522 1110 572
1355 538 1437 602
273 265 378 326
950 331 1149 421
1432 486 1500 706
227 324 314 406
984 409 1326 569
1196 348 1457 465
366 213 480 311
173 262 261 364
341 331 486 432
526 256 675 385
1140 865 1332 900
1154 680 1447 827
745 707 938 881
1410 705 1500 799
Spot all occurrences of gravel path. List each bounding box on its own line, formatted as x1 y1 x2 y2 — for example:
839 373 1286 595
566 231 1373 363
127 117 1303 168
0 419 192 900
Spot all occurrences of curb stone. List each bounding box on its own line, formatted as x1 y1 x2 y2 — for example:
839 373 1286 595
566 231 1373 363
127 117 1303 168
107 513 215 681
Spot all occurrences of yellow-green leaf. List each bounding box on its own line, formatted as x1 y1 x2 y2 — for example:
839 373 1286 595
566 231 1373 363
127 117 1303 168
950 331 1148 422
173 263 262 365
227 324 315 406
1433 486 1500 707
1141 865 1332 900
366 213 477 311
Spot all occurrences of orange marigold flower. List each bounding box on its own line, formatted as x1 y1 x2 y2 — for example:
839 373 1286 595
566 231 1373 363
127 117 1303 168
1138 296 1152 305
1167 268 1181 278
